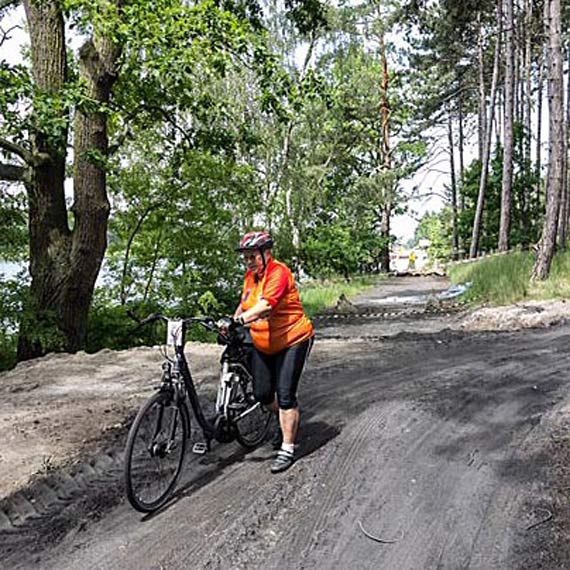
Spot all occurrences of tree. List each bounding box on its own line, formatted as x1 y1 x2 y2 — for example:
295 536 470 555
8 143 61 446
415 209 453 264
470 5 502 258
0 0 275 360
498 0 515 251
532 0 565 279
0 0 121 360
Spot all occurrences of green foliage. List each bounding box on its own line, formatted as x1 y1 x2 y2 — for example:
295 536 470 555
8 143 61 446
18 305 68 355
197 290 224 315
85 291 162 353
284 0 329 36
419 130 543 264
0 0 432 358
301 216 388 278
458 138 542 253
105 139 255 313
415 208 453 263
0 187 27 261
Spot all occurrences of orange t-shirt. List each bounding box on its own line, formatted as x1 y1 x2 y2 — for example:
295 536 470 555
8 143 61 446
240 259 314 354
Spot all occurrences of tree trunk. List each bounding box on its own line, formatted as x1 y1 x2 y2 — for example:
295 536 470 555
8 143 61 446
378 23 392 273
16 0 121 360
557 46 570 249
566 47 570 242
498 0 515 252
470 7 502 259
17 0 70 360
477 17 487 164
535 28 544 220
67 22 122 344
447 107 459 259
458 92 465 202
532 0 564 280
521 0 532 245
495 87 503 143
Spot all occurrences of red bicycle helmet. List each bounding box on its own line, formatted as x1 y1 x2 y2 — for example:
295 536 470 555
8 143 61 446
236 231 274 252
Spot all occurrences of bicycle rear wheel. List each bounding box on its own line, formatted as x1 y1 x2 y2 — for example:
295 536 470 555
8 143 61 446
233 375 271 448
124 391 189 513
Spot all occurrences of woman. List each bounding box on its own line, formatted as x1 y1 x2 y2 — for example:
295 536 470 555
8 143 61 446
232 231 314 473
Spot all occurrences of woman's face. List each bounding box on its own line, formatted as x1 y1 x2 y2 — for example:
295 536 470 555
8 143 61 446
242 250 266 274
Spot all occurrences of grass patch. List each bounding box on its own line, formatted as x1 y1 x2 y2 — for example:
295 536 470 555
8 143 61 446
448 250 570 306
300 275 380 318
529 251 570 300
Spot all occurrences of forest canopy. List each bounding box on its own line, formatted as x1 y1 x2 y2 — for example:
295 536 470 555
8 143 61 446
0 0 568 365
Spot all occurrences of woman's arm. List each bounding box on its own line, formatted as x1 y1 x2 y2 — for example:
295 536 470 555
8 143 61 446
237 299 272 325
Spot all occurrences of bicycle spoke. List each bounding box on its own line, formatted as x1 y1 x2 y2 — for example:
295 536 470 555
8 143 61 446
125 393 188 512
234 379 271 448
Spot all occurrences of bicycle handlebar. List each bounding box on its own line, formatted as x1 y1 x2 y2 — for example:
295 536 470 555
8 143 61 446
127 309 234 336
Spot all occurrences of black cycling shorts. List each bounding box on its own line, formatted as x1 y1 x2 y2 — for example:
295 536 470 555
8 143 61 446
252 337 314 410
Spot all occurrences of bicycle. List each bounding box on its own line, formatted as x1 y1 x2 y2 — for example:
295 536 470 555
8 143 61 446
124 313 272 513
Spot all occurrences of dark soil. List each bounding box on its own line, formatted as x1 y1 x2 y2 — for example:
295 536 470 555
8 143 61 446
2 276 570 570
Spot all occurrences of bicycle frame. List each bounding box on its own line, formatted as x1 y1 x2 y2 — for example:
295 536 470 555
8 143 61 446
124 312 273 513
173 344 216 442
166 322 255 450
129 311 258 451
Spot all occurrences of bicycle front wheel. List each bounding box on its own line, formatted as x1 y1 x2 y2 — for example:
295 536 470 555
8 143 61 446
124 391 189 513
234 375 271 449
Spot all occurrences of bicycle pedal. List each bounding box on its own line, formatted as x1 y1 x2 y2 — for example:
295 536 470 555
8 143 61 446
192 442 208 455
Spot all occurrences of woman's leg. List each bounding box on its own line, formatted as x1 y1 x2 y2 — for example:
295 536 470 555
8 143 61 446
251 348 276 406
271 338 313 471
279 407 300 446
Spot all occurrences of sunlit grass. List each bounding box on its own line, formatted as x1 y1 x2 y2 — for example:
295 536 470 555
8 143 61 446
300 275 380 318
529 251 570 300
448 250 570 306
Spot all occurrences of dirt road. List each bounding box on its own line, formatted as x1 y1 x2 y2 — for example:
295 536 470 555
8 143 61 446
2 276 570 569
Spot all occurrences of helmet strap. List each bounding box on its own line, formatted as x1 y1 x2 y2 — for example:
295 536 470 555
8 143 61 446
254 248 268 282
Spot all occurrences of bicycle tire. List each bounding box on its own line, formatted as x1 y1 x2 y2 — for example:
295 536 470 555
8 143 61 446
124 391 189 513
234 374 271 449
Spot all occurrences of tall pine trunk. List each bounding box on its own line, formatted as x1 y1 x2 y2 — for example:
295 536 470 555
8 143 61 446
557 46 570 249
522 0 533 245
458 92 465 192
378 24 392 273
477 17 487 164
447 107 459 259
470 7 502 259
532 0 564 279
535 28 544 221
498 0 515 251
